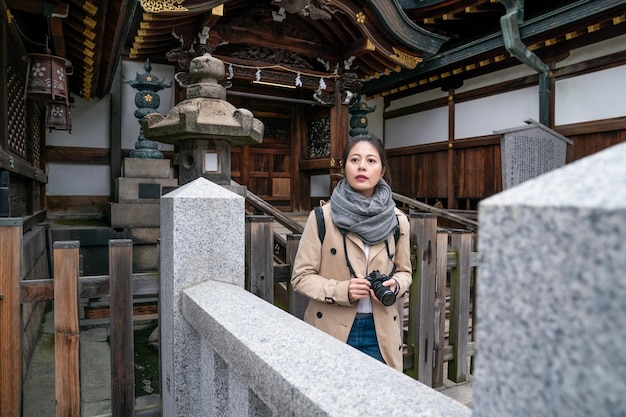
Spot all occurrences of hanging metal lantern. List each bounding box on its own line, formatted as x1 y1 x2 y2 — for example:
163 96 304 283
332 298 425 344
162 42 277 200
45 101 72 133
25 53 72 104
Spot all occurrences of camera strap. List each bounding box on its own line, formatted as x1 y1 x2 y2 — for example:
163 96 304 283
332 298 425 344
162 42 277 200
340 229 396 278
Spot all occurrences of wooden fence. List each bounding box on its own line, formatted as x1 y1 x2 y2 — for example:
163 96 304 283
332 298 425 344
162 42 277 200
0 218 160 417
245 210 477 388
1 203 476 416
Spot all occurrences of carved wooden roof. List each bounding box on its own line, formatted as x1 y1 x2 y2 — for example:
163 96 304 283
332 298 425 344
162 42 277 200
5 0 626 102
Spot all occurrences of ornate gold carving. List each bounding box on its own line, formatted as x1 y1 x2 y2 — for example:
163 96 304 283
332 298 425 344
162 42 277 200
355 12 366 24
390 47 422 69
212 5 224 16
140 0 188 13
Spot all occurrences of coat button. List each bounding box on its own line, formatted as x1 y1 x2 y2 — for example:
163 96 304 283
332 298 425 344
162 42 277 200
316 312 323 318
393 315 397 321
330 248 337 255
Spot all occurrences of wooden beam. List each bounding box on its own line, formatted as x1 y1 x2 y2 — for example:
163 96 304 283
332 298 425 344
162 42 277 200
339 37 376 59
46 145 110 164
49 17 67 57
0 150 47 183
216 26 337 62
5 0 69 17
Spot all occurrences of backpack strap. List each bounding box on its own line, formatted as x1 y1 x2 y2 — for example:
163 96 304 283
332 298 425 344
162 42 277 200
314 205 326 244
394 217 400 244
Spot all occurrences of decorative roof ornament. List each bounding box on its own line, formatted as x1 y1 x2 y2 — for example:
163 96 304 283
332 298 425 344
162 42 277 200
140 0 188 13
390 47 423 70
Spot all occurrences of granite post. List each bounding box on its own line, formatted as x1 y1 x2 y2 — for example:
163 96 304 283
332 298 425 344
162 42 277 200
159 177 244 417
474 142 626 417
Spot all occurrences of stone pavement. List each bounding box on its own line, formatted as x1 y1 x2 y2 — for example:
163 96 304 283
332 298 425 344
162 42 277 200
22 307 159 417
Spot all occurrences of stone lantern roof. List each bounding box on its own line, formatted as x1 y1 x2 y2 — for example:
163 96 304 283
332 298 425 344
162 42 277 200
141 53 264 145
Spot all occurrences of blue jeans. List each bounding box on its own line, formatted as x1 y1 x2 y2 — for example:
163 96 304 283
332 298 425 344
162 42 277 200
346 314 385 364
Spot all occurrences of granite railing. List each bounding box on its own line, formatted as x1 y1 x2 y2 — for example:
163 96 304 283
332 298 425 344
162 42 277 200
159 177 472 417
180 277 472 417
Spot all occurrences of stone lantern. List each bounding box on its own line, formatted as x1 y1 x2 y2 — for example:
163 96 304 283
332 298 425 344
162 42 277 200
348 96 376 136
141 53 264 185
124 59 172 159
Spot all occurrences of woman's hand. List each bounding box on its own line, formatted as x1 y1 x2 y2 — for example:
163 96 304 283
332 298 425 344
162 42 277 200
369 278 399 305
348 276 371 303
382 277 397 294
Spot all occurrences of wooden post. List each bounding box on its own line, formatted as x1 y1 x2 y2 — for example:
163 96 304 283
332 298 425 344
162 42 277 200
448 230 471 382
432 231 449 387
109 239 135 417
0 219 22 417
329 78 349 193
245 215 274 303
54 241 81 417
406 213 437 385
286 234 307 319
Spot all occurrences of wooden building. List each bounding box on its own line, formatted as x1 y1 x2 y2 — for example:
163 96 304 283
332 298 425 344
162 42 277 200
2 0 626 217
2 2 626 413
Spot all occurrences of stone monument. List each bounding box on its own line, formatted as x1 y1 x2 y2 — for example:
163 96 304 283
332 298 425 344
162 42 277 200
496 118 572 189
141 53 264 186
109 59 174 271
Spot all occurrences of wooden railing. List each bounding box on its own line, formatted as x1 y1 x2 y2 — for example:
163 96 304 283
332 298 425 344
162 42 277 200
1 187 476 417
1 217 161 417
244 187 478 388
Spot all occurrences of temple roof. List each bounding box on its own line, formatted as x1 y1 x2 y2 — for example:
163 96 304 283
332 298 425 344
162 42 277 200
6 0 626 102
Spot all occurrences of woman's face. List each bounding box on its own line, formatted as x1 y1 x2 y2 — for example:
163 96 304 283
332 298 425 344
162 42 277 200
344 140 386 198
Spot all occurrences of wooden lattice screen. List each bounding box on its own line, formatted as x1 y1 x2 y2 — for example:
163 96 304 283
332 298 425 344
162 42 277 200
2 58 47 217
6 64 28 160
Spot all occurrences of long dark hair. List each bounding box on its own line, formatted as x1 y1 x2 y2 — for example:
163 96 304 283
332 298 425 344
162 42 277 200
341 133 392 186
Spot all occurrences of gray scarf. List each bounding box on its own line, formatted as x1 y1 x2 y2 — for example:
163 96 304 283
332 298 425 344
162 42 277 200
330 178 397 245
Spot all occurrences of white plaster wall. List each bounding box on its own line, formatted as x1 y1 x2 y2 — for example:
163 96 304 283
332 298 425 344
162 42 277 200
47 163 111 196
386 107 448 148
555 65 626 125
385 87 447 112
456 64 535 94
121 60 176 151
455 86 539 139
557 34 626 68
46 95 111 196
47 95 110 148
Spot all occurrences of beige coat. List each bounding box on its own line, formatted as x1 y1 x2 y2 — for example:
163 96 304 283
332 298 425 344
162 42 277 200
291 203 412 371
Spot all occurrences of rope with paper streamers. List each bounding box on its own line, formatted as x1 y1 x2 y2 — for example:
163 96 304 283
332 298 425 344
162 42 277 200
223 60 340 90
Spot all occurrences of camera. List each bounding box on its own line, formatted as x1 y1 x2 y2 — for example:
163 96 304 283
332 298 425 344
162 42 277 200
365 270 396 306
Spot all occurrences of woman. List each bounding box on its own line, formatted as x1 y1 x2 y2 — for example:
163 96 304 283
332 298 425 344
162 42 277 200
291 133 412 371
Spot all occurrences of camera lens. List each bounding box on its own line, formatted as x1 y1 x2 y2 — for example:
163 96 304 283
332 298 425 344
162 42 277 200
376 287 396 306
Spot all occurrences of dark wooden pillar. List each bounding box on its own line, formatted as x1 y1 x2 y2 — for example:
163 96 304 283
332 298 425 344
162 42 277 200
110 62 123 201
329 79 349 192
447 89 456 209
291 105 306 212
0 2 8 152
